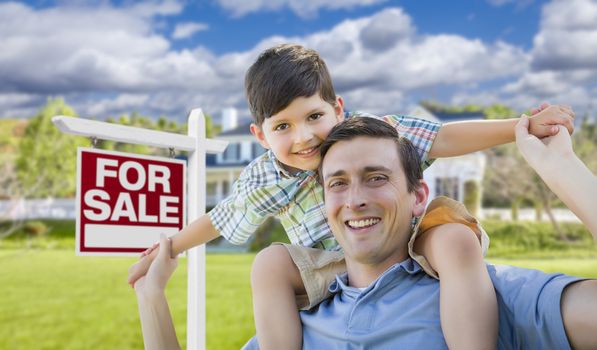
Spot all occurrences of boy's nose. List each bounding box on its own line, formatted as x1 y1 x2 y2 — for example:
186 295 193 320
295 126 314 143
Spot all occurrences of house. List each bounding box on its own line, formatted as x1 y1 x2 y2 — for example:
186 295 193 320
408 105 486 215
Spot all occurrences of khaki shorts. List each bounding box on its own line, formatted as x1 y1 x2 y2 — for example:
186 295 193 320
280 196 490 310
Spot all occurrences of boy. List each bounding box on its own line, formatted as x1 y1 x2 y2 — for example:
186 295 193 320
129 44 574 350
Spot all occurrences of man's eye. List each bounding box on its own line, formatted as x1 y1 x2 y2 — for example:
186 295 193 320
274 123 289 131
369 175 388 182
308 113 322 121
328 180 345 188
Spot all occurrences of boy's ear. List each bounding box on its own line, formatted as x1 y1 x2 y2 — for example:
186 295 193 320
250 123 271 149
411 180 429 217
334 96 345 122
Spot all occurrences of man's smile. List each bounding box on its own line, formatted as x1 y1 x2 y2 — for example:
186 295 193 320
345 217 381 229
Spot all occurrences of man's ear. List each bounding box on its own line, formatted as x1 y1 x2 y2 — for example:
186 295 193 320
334 96 345 122
250 123 270 149
412 180 429 217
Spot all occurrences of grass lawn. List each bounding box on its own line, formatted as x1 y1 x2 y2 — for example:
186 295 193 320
0 250 255 350
1 248 597 349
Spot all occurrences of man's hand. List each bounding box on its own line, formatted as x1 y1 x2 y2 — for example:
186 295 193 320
134 234 178 295
527 104 575 138
515 115 574 171
128 254 154 288
128 238 170 287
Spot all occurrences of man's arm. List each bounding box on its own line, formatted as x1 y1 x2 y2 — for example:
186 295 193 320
428 104 574 158
515 116 597 350
515 116 597 237
135 235 181 350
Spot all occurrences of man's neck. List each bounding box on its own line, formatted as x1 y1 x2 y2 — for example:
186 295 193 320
345 255 409 288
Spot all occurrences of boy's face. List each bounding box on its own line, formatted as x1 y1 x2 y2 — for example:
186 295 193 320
251 94 344 172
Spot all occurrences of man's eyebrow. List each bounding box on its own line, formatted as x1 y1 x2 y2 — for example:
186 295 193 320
363 165 391 173
323 169 346 181
323 165 391 181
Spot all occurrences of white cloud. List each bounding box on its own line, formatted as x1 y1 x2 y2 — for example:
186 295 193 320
486 0 534 9
0 93 44 119
215 0 388 18
296 9 528 96
172 22 209 39
531 0 597 70
1 1 594 120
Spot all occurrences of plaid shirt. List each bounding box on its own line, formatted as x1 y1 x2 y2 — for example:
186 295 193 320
208 111 441 250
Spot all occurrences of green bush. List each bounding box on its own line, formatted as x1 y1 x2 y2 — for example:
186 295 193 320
23 220 49 236
482 220 597 258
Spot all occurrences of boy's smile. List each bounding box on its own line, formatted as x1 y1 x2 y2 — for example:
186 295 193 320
251 94 344 173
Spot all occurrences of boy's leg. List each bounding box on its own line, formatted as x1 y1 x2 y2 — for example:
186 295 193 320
414 223 498 350
251 244 304 350
561 280 597 350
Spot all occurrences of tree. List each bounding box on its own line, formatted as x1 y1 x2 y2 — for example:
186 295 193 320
15 98 88 198
483 104 518 120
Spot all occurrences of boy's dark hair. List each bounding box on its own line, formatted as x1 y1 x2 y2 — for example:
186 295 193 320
245 44 337 126
318 117 423 192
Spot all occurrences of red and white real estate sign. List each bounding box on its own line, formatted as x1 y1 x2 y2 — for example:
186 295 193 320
76 148 186 256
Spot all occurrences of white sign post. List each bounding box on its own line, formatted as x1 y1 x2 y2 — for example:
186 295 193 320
53 109 227 350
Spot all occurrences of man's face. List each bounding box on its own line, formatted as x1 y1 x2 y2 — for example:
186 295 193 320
321 137 427 268
250 94 344 173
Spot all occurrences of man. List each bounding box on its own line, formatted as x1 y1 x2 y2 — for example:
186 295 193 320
135 116 597 349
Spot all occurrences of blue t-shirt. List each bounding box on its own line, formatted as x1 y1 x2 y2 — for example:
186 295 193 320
243 259 581 349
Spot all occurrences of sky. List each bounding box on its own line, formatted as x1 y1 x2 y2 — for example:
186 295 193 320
1 0 596 123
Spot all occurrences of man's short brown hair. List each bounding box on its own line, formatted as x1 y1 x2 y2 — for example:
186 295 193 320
318 117 423 192
245 44 337 126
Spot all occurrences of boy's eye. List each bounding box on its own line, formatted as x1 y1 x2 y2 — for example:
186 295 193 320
274 123 289 131
308 113 323 121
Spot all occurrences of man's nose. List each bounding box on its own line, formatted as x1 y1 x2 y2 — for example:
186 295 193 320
345 185 367 210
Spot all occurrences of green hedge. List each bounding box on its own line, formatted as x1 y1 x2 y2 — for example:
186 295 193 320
482 220 597 258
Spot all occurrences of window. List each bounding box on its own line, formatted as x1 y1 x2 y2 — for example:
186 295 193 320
435 177 459 200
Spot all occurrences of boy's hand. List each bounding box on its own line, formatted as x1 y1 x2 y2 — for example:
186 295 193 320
527 104 575 138
128 247 158 287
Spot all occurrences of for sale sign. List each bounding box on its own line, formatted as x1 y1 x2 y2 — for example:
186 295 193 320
76 148 186 256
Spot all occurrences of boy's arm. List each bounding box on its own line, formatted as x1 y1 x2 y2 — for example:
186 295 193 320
169 214 220 256
128 214 219 285
428 104 574 158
